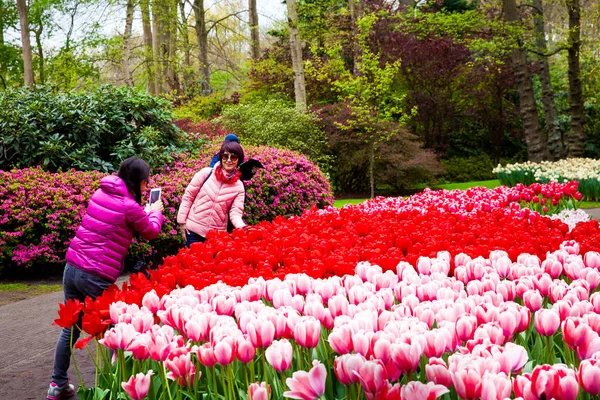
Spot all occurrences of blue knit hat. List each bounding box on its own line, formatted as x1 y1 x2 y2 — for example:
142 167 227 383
224 134 239 143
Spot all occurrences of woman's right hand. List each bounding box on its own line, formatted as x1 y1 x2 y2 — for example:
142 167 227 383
180 224 188 241
149 200 164 212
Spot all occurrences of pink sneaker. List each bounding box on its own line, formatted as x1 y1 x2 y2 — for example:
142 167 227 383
47 381 76 399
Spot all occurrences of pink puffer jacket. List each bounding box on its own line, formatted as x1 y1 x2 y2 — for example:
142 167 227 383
177 167 245 237
66 175 164 282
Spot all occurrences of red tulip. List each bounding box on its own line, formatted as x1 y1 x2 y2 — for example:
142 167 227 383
53 299 83 329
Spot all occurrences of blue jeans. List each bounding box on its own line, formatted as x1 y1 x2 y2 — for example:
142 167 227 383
52 263 111 387
186 231 206 248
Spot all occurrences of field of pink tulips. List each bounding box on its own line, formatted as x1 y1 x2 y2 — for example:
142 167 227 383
56 181 600 400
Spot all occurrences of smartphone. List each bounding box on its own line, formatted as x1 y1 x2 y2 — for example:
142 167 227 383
149 188 161 204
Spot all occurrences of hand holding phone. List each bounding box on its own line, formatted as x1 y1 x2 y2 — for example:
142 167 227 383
149 188 161 204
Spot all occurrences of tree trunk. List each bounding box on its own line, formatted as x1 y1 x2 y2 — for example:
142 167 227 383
16 0 34 86
0 2 6 88
33 23 44 84
369 135 375 199
123 0 135 86
249 0 260 59
193 0 211 94
502 0 547 162
179 0 191 93
566 0 585 157
286 0 307 111
140 0 156 94
533 0 563 160
151 1 163 93
166 0 179 93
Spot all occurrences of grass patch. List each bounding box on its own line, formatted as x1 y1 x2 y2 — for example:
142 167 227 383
433 180 501 190
334 198 369 208
580 201 600 209
0 283 62 306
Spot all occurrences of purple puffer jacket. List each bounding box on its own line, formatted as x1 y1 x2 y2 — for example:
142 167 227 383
66 175 164 282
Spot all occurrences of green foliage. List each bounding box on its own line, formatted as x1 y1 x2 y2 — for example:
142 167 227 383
219 99 331 172
440 155 497 183
0 85 197 172
173 92 236 122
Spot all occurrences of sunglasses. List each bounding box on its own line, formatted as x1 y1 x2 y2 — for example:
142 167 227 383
222 153 239 162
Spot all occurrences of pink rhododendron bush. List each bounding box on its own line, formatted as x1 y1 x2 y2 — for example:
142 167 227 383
0 146 333 276
54 182 600 400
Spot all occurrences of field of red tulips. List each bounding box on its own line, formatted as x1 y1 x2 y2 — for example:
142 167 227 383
55 181 600 400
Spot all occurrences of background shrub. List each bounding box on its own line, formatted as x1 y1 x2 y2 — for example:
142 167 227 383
0 146 333 277
172 92 240 122
440 155 497 183
0 85 196 172
219 99 331 173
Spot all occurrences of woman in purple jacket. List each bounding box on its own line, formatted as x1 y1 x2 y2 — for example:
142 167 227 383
47 157 164 400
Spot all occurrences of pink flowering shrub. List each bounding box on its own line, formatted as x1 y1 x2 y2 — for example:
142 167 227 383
0 146 333 276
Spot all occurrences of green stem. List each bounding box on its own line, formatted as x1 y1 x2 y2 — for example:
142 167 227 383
546 335 555 365
69 327 84 388
221 365 227 397
280 371 287 397
161 362 173 400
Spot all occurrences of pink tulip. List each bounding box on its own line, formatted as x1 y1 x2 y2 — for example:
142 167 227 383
513 373 536 400
585 252 600 270
246 319 276 348
426 358 453 388
354 359 389 398
373 337 393 364
523 290 543 312
400 381 449 400
534 309 560 336
236 336 256 363
121 370 154 400
494 342 528 374
334 353 366 385
391 340 423 373
198 343 218 367
127 334 151 360
497 310 518 338
352 330 373 358
451 365 483 399
131 310 154 334
542 258 563 279
424 329 448 359
165 353 196 386
455 314 477 342
328 294 350 318
328 324 354 355
265 339 293 372
531 364 579 400
99 323 138 350
473 322 505 345
562 317 592 349
214 337 236 365
294 316 321 348
481 372 512 400
142 290 160 314
272 288 293 309
578 358 600 395
249 382 270 400
284 360 326 400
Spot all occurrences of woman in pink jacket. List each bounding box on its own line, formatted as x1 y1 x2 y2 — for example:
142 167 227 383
47 157 164 400
178 141 246 247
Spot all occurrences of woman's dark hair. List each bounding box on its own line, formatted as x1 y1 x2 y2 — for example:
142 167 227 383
219 141 245 164
117 157 150 204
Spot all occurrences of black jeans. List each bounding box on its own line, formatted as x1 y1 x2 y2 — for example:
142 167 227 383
51 263 111 386
185 231 206 248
